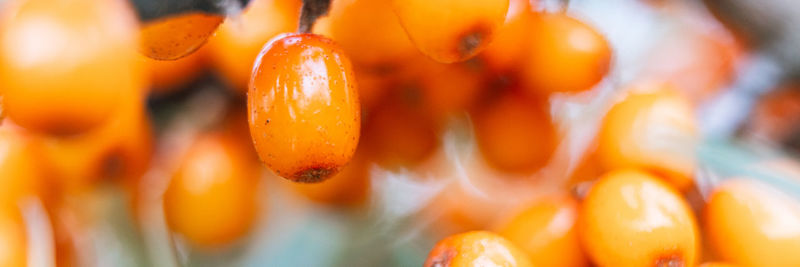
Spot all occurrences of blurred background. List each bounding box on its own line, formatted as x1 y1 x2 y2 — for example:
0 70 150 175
1 0 800 266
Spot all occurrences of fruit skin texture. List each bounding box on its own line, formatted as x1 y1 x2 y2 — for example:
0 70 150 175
0 0 144 135
598 84 698 190
164 132 260 248
578 169 700 267
498 196 588 267
523 14 611 94
248 33 360 183
287 148 370 206
207 0 301 92
392 0 510 63
474 94 557 173
139 12 223 60
424 231 533 267
704 179 800 267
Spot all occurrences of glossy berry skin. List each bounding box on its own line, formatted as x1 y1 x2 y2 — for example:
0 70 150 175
499 196 588 267
139 12 223 60
579 169 700 267
392 0 510 63
597 84 698 190
208 0 301 92
248 33 360 183
523 14 611 94
704 179 800 267
164 132 260 248
0 0 143 135
474 94 557 173
424 231 533 267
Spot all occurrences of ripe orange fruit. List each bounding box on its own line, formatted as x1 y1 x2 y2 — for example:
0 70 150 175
139 12 223 60
698 262 737 267
522 13 611 94
392 0 510 63
207 0 301 92
164 132 261 248
143 47 207 94
704 179 800 267
424 231 533 267
498 196 588 267
0 0 144 135
417 60 485 122
0 205 27 267
579 169 700 267
479 0 533 73
597 83 698 190
248 33 360 182
0 123 46 205
473 93 557 173
362 97 438 169
287 148 370 206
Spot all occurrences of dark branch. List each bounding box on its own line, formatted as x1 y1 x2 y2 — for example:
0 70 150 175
298 0 332 33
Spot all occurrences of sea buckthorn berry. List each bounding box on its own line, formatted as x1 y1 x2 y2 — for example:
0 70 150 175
479 0 533 73
144 47 207 94
424 231 533 267
0 124 46 205
597 84 698 190
474 93 557 173
164 132 261 248
317 0 420 70
0 206 27 267
391 0 510 63
248 33 360 183
0 0 143 135
698 263 737 267
362 97 438 170
417 60 484 122
578 169 700 267
139 12 223 60
522 14 611 94
208 0 301 92
287 148 370 206
498 196 588 267
704 179 800 267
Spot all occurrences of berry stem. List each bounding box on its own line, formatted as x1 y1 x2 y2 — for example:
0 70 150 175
298 0 331 33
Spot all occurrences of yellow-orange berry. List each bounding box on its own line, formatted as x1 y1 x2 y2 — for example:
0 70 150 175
139 12 223 60
424 231 533 267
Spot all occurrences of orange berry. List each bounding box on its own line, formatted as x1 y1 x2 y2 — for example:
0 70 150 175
392 0 510 63
207 0 301 92
0 124 46 205
0 206 27 267
579 169 700 267
143 47 207 94
287 148 370 206
317 0 419 70
164 132 261 248
498 196 588 267
698 262 737 267
362 98 438 169
473 94 557 173
0 0 144 135
417 60 485 122
248 33 360 182
139 12 223 60
424 231 533 267
597 84 698 190
479 0 533 73
704 179 800 267
522 14 611 94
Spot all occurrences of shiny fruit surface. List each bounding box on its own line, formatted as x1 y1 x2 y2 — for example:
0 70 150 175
248 33 360 182
139 12 223 60
392 0 510 63
579 169 700 267
0 0 143 135
597 84 698 190
522 14 611 94
704 179 800 267
498 196 588 267
424 231 533 267
164 132 261 248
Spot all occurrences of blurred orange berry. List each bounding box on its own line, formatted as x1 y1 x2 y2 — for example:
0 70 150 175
0 0 144 135
0 206 27 267
143 47 207 94
579 169 700 267
248 33 360 182
417 60 485 122
207 0 301 92
473 94 557 173
498 196 588 267
598 83 698 190
139 12 222 60
362 96 438 170
164 132 261 248
392 0 510 63
704 179 800 267
424 231 533 267
287 148 370 206
479 0 533 73
698 262 737 267
522 14 611 94
0 124 47 206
